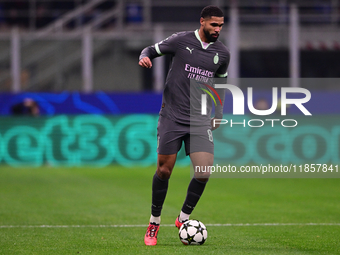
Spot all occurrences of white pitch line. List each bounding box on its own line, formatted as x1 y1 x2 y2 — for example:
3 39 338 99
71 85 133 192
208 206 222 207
0 223 339 228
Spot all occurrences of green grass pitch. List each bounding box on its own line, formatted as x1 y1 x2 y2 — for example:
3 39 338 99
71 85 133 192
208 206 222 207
0 165 339 254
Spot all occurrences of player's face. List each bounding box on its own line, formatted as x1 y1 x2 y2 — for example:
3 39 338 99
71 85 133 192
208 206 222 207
200 16 224 42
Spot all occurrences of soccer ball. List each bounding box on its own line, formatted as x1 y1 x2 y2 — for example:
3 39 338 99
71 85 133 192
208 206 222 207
179 219 207 245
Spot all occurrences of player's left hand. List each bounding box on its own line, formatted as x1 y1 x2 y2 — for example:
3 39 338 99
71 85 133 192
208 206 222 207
211 118 220 131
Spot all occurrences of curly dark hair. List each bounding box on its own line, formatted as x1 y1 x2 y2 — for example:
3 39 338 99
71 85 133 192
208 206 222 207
200 5 224 19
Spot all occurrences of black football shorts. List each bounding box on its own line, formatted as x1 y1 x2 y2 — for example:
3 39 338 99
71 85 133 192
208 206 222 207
157 115 214 155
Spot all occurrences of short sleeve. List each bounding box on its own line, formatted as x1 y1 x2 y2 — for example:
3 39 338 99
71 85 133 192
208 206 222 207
215 60 229 78
155 33 180 56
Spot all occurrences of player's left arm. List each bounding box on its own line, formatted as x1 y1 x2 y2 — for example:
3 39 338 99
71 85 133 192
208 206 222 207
212 55 230 130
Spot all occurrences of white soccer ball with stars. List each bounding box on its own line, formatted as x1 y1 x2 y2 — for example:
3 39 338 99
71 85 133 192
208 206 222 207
179 219 207 245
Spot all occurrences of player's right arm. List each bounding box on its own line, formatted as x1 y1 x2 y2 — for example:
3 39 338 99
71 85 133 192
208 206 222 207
138 33 180 68
139 56 152 68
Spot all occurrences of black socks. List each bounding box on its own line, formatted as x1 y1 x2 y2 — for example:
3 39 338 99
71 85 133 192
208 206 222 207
151 172 169 217
181 178 207 214
151 173 207 217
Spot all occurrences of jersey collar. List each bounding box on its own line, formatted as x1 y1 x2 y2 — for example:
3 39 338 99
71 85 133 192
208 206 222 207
195 29 214 50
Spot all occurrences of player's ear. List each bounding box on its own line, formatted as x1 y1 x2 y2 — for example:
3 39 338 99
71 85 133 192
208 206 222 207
200 17 205 26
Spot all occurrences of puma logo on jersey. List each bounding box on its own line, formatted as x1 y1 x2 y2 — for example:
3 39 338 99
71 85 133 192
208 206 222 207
186 47 194 54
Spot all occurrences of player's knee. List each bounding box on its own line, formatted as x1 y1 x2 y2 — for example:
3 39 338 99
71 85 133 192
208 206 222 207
194 170 211 182
195 174 210 182
156 165 173 180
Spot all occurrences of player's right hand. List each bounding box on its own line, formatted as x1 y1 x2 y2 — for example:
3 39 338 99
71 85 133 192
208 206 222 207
139 57 152 68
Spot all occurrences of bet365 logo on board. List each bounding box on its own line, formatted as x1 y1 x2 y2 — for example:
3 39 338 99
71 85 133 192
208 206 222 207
200 84 311 128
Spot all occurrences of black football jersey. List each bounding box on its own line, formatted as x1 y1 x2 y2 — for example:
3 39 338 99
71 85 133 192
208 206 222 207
140 30 230 125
